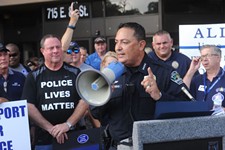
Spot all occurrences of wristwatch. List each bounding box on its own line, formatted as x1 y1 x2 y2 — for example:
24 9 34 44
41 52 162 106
66 121 74 130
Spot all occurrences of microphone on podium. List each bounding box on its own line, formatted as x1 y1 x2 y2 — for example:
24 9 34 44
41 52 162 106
181 86 195 101
170 71 196 101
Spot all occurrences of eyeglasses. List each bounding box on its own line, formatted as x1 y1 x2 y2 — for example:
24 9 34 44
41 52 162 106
66 48 80 54
3 81 7 92
9 53 18 57
200 53 219 60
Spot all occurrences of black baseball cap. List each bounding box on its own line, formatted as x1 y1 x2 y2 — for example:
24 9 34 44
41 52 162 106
0 43 9 52
94 37 106 43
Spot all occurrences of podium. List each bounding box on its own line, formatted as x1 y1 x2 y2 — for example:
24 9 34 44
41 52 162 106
118 115 225 150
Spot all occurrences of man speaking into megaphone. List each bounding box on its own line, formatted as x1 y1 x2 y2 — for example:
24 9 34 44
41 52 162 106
88 22 191 150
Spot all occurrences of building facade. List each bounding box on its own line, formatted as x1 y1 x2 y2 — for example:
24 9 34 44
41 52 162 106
0 0 224 62
0 0 160 61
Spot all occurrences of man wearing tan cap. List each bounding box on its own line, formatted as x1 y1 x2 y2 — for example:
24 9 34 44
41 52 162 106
85 37 107 70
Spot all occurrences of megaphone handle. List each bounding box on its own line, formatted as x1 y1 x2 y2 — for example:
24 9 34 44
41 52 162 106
91 76 106 91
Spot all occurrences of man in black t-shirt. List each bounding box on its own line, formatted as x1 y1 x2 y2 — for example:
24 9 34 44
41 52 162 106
21 34 88 150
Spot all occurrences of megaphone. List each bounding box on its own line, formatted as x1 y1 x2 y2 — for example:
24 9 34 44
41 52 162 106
76 61 124 106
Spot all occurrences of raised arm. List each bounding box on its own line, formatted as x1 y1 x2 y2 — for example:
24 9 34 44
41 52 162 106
183 57 201 88
61 2 80 51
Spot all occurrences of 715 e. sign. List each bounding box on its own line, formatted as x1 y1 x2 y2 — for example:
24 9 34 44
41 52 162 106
45 3 89 20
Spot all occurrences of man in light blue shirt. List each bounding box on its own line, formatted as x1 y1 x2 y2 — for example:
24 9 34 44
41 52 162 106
85 37 107 70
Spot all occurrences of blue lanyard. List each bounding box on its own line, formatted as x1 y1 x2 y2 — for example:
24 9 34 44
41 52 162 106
203 69 224 100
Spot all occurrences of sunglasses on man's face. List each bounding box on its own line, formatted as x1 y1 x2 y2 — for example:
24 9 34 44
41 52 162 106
9 53 18 57
66 48 80 54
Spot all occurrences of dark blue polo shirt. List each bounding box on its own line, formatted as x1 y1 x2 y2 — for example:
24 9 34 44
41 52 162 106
190 68 225 109
148 50 191 78
0 68 26 101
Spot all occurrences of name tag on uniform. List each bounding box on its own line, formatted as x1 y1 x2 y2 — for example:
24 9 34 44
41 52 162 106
198 85 205 92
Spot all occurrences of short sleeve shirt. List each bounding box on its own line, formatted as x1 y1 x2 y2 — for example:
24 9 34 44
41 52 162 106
0 68 26 101
190 68 225 109
21 63 81 125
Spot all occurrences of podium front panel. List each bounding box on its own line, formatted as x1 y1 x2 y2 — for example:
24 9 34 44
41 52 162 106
144 137 222 150
132 116 225 150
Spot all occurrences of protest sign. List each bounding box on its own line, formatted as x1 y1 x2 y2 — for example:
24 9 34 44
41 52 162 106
0 100 31 150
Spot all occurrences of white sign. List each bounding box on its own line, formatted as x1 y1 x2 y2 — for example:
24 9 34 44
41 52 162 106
0 100 31 150
179 23 225 68
46 4 89 20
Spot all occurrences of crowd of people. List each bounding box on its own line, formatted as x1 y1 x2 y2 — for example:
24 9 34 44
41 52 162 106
0 2 225 150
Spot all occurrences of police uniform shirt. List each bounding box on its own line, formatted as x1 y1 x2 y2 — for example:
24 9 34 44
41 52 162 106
93 54 189 142
21 63 81 144
190 68 225 109
0 68 26 101
148 50 191 78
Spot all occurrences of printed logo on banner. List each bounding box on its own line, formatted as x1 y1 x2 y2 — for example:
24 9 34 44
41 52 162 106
77 134 89 144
